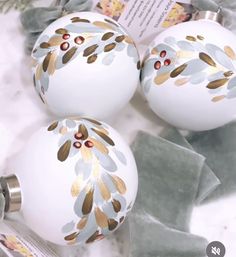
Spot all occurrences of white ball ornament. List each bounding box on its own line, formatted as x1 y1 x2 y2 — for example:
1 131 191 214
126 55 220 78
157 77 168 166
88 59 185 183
141 11 236 131
5 118 138 245
32 12 140 119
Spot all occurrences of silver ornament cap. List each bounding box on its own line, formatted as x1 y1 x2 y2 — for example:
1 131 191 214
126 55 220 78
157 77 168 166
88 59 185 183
194 10 223 24
0 175 21 213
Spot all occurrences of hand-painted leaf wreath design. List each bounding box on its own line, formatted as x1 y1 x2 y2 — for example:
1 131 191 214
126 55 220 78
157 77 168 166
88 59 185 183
207 78 229 89
57 140 72 162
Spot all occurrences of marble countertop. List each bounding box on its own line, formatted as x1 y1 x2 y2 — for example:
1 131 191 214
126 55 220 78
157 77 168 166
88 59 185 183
0 10 236 257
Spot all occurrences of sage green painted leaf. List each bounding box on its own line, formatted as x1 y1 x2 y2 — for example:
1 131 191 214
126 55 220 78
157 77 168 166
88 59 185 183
227 77 236 90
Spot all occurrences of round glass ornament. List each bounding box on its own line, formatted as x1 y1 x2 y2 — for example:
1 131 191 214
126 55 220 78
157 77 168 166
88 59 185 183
5 118 138 246
141 11 236 131
32 12 140 119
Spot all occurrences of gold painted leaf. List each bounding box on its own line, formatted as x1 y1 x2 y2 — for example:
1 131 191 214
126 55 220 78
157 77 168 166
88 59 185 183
55 28 68 34
199 52 216 67
224 71 234 77
207 78 229 89
86 231 99 244
64 232 79 241
212 95 226 102
71 176 83 197
175 78 189 86
92 128 114 146
104 18 118 27
154 72 170 85
151 48 158 55
104 43 116 52
62 47 77 64
89 138 108 154
80 145 93 162
48 36 64 46
42 52 52 72
93 21 115 30
102 32 114 41
224 46 236 60
95 207 108 228
112 199 121 213
82 187 94 215
72 18 90 23
83 44 99 57
124 36 134 44
79 124 88 139
111 175 126 195
47 121 58 131
77 217 88 230
115 35 125 43
35 64 43 80
83 118 102 125
98 178 111 201
59 126 68 135
197 35 204 40
108 219 118 231
170 64 188 78
57 140 71 162
87 54 98 64
48 51 57 75
186 36 196 41
40 42 50 48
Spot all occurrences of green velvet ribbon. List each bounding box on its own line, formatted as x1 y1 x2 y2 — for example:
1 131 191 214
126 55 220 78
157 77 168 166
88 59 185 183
20 0 92 53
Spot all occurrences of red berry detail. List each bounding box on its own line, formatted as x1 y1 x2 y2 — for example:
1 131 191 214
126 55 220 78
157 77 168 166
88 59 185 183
74 36 85 45
60 42 70 51
74 132 83 140
85 140 94 148
154 61 161 70
62 34 70 40
160 50 167 58
73 142 82 149
164 59 171 66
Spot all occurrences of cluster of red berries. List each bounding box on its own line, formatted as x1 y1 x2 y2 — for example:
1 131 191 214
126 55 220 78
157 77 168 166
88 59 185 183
73 132 94 149
60 34 85 51
154 50 171 70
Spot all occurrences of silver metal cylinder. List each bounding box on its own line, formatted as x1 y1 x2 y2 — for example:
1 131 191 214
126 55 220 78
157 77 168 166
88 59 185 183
0 175 22 213
194 11 223 25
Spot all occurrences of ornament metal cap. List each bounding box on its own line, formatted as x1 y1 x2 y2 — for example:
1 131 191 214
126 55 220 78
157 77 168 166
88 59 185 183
0 175 21 213
194 10 223 25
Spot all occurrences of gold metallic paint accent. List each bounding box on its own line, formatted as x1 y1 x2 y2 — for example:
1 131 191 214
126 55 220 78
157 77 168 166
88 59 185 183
212 95 226 102
64 232 79 241
79 124 88 139
177 51 194 59
40 42 50 48
224 46 236 60
62 46 77 64
55 28 68 34
175 78 189 86
48 51 57 75
91 128 115 146
115 35 125 43
86 231 100 244
47 121 58 131
71 18 90 23
199 52 216 67
92 159 100 178
80 145 93 162
112 199 121 213
170 64 188 78
95 207 108 228
83 44 99 57
186 36 196 41
102 32 114 41
154 72 170 85
93 21 115 31
48 36 64 46
42 52 52 72
224 71 234 77
124 36 134 44
82 187 94 215
87 54 98 64
77 216 88 230
89 138 109 154
59 126 68 135
108 219 118 231
197 35 204 40
104 43 116 52
151 48 158 55
104 18 118 27
207 78 229 89
71 176 83 197
35 64 43 80
98 178 111 201
83 118 102 126
111 175 126 195
57 140 71 162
